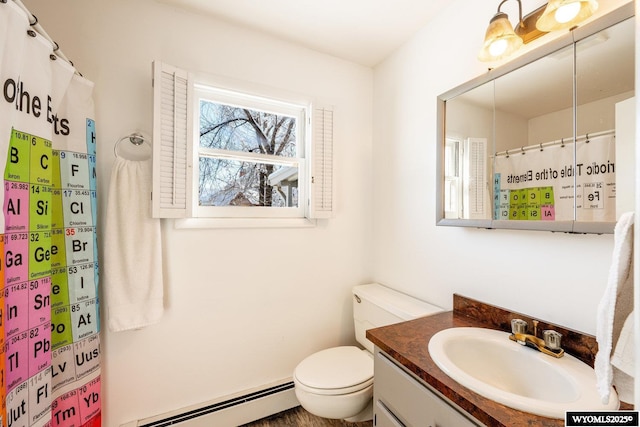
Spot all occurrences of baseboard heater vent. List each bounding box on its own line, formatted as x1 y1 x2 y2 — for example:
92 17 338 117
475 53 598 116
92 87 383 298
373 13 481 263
138 381 295 427
136 381 297 427
135 381 298 427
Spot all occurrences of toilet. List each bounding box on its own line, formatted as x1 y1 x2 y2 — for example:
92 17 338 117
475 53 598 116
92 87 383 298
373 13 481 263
293 283 443 421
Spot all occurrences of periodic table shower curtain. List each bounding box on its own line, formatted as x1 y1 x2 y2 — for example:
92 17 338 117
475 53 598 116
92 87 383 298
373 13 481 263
493 132 616 223
0 2 101 426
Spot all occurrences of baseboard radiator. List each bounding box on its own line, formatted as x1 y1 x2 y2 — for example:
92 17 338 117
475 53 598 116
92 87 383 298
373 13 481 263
122 379 299 427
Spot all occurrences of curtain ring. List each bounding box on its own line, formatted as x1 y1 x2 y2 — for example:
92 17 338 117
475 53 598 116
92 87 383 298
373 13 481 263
521 147 525 155
29 14 38 26
505 149 510 158
539 143 543 151
560 138 565 148
585 133 590 143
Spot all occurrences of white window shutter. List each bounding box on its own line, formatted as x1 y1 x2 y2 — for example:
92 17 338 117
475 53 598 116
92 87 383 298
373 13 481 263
464 137 487 219
308 106 334 218
152 61 192 218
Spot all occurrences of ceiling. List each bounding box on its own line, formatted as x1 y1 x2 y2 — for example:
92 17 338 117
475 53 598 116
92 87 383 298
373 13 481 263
157 0 451 67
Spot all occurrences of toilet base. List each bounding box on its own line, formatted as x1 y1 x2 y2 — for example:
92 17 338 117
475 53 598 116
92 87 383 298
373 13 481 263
294 383 373 421
344 399 373 422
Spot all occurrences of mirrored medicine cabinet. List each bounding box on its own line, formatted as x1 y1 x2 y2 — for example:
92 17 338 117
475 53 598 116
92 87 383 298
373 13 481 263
436 3 634 234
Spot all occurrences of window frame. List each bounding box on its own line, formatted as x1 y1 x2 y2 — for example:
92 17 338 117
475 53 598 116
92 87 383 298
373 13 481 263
193 83 308 219
444 136 463 219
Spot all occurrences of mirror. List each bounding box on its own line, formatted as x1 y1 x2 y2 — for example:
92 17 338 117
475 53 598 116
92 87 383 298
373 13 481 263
437 5 634 233
442 81 494 223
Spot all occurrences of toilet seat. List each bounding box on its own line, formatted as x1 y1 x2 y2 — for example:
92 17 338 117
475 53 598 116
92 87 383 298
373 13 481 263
294 346 373 396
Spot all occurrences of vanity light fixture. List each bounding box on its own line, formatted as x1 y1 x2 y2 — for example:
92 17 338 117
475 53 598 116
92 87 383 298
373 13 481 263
478 9 524 62
478 0 598 62
537 0 598 31
478 0 545 62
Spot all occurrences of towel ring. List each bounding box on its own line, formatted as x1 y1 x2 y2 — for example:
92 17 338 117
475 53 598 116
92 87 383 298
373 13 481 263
114 132 150 158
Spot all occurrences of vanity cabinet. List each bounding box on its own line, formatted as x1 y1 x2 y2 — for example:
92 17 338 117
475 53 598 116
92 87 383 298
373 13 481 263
374 348 483 427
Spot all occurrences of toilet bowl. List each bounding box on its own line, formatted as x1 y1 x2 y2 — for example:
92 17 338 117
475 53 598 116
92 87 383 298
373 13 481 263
293 346 374 421
293 283 443 421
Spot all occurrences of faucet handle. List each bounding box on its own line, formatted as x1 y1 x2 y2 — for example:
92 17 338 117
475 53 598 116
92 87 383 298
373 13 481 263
511 318 528 335
543 330 562 350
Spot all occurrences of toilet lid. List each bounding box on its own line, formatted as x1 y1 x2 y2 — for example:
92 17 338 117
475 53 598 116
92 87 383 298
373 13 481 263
294 346 373 391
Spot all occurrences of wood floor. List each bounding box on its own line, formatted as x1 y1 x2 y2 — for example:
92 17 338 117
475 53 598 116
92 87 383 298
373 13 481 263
239 406 373 427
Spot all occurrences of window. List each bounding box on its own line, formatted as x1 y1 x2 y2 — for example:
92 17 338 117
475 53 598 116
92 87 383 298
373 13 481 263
151 61 334 225
444 137 462 218
196 84 305 218
443 136 487 220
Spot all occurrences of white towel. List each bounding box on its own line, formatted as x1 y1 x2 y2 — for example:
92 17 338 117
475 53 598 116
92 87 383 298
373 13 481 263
104 158 164 331
595 212 634 404
611 311 635 403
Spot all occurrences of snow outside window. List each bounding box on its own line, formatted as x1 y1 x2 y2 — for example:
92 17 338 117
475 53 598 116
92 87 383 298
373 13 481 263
195 84 306 219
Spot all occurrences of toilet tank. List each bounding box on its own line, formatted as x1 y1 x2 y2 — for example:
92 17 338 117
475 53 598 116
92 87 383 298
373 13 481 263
353 283 443 353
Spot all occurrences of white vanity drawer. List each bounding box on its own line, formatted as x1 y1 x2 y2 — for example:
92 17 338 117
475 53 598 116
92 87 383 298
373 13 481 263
375 400 406 427
374 348 482 427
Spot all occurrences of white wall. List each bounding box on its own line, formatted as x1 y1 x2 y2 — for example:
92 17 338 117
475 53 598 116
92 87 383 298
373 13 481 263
22 0 373 425
529 91 634 144
372 0 632 336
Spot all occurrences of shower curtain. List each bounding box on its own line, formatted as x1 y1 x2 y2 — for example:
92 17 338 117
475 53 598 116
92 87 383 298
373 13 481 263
493 132 616 223
0 2 101 426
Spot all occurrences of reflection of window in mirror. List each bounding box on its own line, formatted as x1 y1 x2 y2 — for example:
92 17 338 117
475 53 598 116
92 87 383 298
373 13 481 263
444 138 462 218
463 138 487 220
444 136 488 220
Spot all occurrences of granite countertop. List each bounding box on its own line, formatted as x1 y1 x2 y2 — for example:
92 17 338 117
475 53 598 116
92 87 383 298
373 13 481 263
366 295 605 427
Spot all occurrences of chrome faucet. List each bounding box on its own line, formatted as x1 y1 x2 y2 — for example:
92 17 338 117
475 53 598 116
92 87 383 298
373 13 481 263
509 318 564 358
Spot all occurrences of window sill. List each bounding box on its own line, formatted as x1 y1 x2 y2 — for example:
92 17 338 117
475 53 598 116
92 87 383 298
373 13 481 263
173 217 318 229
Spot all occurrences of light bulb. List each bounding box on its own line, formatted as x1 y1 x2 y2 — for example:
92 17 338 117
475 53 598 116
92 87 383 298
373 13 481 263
555 2 581 24
489 39 508 57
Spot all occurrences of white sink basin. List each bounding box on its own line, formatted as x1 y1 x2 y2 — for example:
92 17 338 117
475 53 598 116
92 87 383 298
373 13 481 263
428 327 619 419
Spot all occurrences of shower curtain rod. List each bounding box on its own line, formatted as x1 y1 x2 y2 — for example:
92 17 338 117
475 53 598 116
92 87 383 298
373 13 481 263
494 129 614 157
10 0 76 72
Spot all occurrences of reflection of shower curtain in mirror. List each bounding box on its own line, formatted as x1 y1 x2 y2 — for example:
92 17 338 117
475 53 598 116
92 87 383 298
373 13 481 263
493 132 616 223
0 2 101 426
